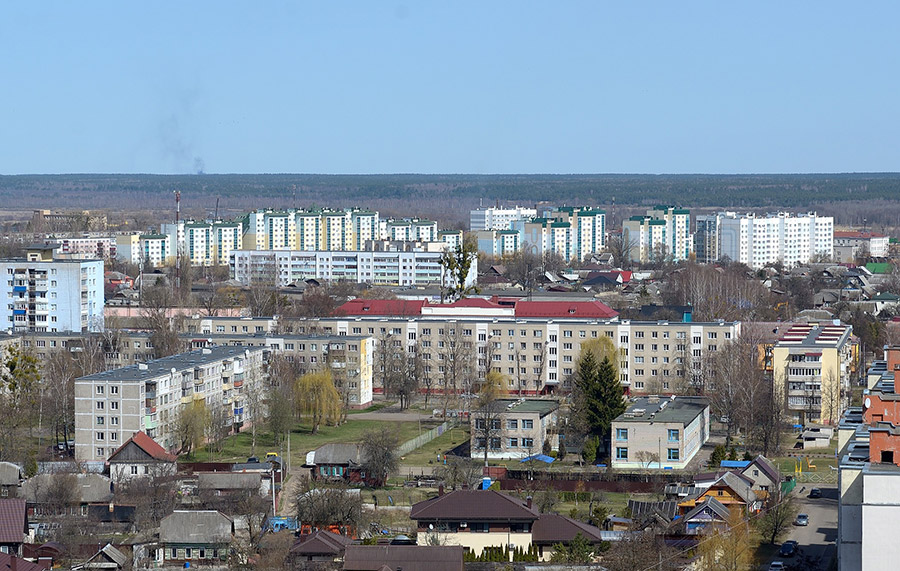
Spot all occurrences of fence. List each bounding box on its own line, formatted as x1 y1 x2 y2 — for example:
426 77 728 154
397 420 457 457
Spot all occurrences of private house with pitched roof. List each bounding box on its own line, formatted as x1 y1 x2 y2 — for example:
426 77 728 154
530 513 608 560
409 490 540 557
677 472 760 515
343 545 464 571
157 510 233 566
288 530 353 565
681 497 731 536
0 499 27 556
0 552 44 571
71 543 129 570
107 431 177 484
305 443 371 485
0 464 21 500
738 455 781 500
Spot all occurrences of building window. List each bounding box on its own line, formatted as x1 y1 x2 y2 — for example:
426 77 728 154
616 428 628 441
131 466 138 475
522 438 534 449
96 416 104 425
507 419 518 430
667 448 680 461
522 419 533 429
668 429 679 442
96 401 104 410
616 447 628 460
508 438 518 448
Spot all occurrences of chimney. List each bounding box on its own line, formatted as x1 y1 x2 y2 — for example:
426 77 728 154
11 553 17 571
526 496 533 509
438 484 444 496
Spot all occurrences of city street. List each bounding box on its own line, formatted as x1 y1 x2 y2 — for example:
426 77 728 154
764 484 838 570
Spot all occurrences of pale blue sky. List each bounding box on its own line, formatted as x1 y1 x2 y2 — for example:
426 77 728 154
1 2 898 174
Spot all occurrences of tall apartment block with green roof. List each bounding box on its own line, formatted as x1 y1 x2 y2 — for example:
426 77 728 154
623 206 692 264
507 206 606 262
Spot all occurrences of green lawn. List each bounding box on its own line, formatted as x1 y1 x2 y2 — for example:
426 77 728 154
399 426 470 466
773 455 837 474
188 418 427 464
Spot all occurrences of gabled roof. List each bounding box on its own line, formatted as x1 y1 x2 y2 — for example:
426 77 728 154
627 499 678 521
0 499 26 544
198 472 262 491
0 463 21 487
343 545 464 571
742 455 780 485
23 474 113 505
333 299 426 317
160 510 233 544
107 431 177 463
289 530 352 556
513 300 617 319
0 553 44 571
706 472 757 504
309 443 366 466
410 490 540 522
532 513 605 545
77 543 128 568
683 497 730 522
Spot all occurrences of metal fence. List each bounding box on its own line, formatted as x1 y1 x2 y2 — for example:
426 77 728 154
397 420 457 457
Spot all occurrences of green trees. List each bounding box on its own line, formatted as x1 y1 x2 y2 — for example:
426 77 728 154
440 236 479 302
550 533 597 564
295 370 342 434
571 348 626 460
0 346 40 461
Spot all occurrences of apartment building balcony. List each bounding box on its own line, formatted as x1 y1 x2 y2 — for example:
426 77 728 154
193 392 205 401
144 417 158 430
180 395 192 405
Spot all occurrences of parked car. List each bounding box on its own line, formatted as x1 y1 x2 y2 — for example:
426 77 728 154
768 562 785 570
809 488 822 498
779 540 799 557
794 513 809 526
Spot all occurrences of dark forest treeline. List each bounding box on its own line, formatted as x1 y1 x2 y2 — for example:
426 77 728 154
3 173 900 230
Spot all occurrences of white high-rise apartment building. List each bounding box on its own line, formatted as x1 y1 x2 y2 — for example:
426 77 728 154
470 206 537 231
230 249 477 289
717 212 833 268
622 206 692 264
0 246 104 333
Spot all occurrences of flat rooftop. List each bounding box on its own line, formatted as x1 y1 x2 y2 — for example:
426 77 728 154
76 345 266 383
775 323 851 348
615 396 709 426
481 398 559 416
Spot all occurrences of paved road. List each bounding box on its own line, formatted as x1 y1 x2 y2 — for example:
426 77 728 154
764 484 838 570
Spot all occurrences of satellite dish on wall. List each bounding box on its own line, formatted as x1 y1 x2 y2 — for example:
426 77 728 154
865 397 871 409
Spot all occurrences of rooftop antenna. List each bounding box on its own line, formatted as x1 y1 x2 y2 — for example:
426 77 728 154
214 197 219 221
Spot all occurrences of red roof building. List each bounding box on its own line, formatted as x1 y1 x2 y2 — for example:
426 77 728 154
334 297 618 320
107 431 177 484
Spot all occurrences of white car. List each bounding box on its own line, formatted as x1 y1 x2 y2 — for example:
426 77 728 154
768 562 785 570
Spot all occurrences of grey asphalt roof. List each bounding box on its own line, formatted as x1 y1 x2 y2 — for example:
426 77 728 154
683 497 730 522
160 510 233 544
615 396 709 426
311 443 366 466
22 473 113 504
76 345 266 383
0 463 21 487
198 472 261 491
